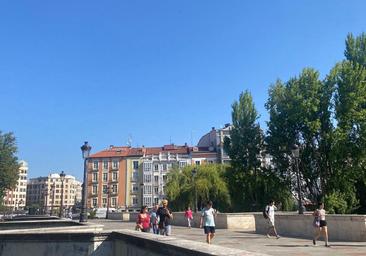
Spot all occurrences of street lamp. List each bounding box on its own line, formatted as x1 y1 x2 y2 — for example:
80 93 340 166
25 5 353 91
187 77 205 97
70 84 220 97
43 189 49 215
80 141 91 223
191 168 198 213
105 185 110 219
51 182 56 216
140 183 144 208
291 144 304 214
59 171 66 218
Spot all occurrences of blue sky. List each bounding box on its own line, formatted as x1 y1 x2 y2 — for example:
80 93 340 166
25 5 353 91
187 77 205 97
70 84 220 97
0 1 365 180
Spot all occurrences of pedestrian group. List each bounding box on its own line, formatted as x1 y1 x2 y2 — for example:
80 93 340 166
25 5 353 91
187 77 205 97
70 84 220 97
135 199 330 247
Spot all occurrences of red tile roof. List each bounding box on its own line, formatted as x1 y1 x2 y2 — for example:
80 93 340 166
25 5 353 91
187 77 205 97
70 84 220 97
88 145 191 158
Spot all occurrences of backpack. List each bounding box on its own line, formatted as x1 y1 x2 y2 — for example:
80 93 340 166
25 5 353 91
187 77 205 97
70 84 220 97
263 206 269 219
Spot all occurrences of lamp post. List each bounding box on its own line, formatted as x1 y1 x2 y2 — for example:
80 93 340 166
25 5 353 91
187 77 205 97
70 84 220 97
140 183 144 208
291 144 304 214
80 142 91 223
43 189 49 215
191 168 198 213
105 185 110 219
59 171 66 218
51 182 56 216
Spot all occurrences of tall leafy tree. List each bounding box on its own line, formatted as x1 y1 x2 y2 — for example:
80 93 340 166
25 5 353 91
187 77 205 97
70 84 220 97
0 131 19 202
266 69 328 204
329 33 366 212
224 90 264 211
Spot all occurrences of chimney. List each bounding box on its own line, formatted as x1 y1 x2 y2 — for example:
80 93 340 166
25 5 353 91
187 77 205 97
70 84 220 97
212 127 215 131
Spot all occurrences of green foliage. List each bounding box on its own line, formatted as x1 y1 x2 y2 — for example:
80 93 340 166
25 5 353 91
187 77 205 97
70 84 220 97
263 33 366 213
0 131 19 203
165 164 231 212
324 191 349 214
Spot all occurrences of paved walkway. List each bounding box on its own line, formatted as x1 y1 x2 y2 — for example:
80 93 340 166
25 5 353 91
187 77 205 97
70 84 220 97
90 219 366 256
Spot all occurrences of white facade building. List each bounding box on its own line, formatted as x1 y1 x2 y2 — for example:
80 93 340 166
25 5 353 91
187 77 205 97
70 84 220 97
141 145 191 208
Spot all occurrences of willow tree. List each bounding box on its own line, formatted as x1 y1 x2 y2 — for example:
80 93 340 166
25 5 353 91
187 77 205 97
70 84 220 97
165 164 230 212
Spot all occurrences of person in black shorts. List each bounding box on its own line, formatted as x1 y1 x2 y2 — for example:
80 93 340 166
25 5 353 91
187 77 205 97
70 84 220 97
313 202 330 247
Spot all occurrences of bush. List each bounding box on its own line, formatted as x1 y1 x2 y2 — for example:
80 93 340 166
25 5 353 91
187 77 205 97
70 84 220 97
324 191 349 214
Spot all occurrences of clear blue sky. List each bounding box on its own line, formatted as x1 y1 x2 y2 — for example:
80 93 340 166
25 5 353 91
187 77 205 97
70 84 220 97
1 1 365 180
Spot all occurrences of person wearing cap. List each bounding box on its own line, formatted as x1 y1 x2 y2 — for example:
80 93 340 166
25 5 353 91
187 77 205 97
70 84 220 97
157 199 173 236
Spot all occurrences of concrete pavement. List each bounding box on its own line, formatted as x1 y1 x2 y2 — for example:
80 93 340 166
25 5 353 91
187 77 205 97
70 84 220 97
90 219 366 256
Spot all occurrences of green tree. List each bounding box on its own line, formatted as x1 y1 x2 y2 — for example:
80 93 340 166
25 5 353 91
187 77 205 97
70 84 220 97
266 69 330 205
223 90 266 211
165 164 231 212
0 131 19 203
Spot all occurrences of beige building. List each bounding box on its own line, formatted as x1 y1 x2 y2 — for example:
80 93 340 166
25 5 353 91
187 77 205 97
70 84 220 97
3 160 28 210
26 173 82 215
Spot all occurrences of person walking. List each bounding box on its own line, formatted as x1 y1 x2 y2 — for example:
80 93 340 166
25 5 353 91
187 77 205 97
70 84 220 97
150 204 160 234
313 202 330 247
199 201 217 244
264 200 280 239
157 199 173 236
136 205 151 232
184 206 193 228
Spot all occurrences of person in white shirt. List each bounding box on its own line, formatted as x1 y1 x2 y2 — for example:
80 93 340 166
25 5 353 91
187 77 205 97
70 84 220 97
199 201 217 244
265 200 280 239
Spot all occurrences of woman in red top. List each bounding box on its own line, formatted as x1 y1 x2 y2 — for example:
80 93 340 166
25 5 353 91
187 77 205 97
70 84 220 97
184 206 193 228
136 205 151 232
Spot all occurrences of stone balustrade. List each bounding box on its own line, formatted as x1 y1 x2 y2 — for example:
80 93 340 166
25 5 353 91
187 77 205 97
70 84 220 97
109 211 366 242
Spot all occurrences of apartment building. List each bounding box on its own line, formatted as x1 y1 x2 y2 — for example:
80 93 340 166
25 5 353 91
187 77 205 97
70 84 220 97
26 173 82 214
87 146 134 209
3 160 28 210
141 145 191 208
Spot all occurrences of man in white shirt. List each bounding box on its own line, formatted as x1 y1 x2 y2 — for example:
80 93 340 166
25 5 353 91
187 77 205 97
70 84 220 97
199 201 217 244
265 200 280 239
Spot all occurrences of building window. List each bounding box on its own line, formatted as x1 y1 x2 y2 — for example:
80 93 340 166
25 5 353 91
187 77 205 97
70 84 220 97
143 162 152 172
93 173 98 182
103 173 108 182
154 164 159 171
112 197 117 206
132 184 138 192
112 184 118 193
195 160 201 166
93 161 99 170
162 164 167 171
112 160 119 170
144 174 151 183
92 198 97 207
179 161 187 168
154 175 159 184
103 161 108 170
163 175 167 182
144 185 152 194
102 198 107 207
112 172 118 181
154 186 158 194
92 185 98 194
133 161 139 170
132 197 138 205
103 185 108 194
132 170 138 181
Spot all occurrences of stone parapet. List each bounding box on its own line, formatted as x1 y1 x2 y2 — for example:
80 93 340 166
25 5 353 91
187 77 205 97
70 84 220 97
112 211 366 241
